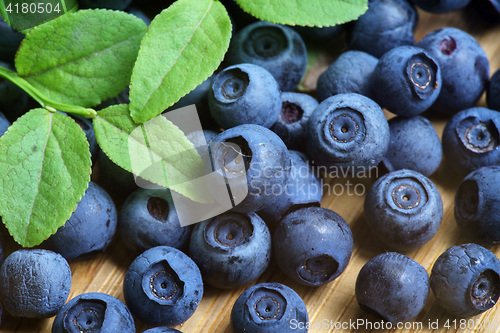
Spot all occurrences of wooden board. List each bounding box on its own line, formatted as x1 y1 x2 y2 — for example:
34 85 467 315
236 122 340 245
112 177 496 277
3 7 500 333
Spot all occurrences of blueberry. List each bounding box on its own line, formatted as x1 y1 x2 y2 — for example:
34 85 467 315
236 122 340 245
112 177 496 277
119 188 192 253
79 0 133 10
231 282 308 333
371 46 441 116
355 252 429 323
208 64 281 129
0 61 28 123
68 115 100 164
0 111 11 137
292 25 344 43
455 166 500 246
417 27 490 116
348 0 418 58
225 21 307 91
165 75 218 130
306 93 389 174
274 207 353 287
126 6 151 25
430 243 500 317
0 15 24 64
271 92 318 152
0 231 5 268
98 151 138 195
410 0 472 13
364 170 443 251
442 107 500 176
43 182 117 261
258 150 322 230
210 124 291 213
317 50 378 102
123 246 203 326
143 328 183 333
382 116 442 176
0 249 71 318
189 212 271 289
52 293 135 333
487 68 500 111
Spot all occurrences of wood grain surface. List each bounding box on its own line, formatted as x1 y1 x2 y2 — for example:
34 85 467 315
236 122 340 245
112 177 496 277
2 6 500 333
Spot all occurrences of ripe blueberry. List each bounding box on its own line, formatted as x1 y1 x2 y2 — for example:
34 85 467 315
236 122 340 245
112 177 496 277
306 93 389 174
119 188 192 253
0 111 10 137
487 68 500 111
382 116 442 177
231 282 309 333
271 92 318 152
364 169 443 251
430 243 500 317
0 16 24 64
43 181 117 261
455 166 500 246
274 207 353 286
356 252 429 323
225 21 307 91
258 150 322 230
371 46 442 116
208 64 281 129
348 0 418 58
52 293 135 333
123 246 203 326
317 50 378 102
442 107 500 176
189 212 271 289
418 27 490 115
0 62 28 122
0 249 71 318
98 151 138 195
210 124 291 213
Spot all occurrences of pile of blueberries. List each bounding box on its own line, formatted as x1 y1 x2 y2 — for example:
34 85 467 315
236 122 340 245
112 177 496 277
1 0 500 332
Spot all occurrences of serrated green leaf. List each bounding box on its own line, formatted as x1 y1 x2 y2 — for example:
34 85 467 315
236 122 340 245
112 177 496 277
234 0 367 27
0 108 92 247
129 0 231 123
15 9 147 108
93 104 211 203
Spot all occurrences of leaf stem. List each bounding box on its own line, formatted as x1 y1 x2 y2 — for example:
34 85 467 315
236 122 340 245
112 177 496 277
0 66 97 118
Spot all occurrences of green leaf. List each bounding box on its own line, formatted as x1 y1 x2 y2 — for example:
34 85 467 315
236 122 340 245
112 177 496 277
15 9 147 108
129 0 231 123
93 104 211 203
0 108 92 247
234 0 368 27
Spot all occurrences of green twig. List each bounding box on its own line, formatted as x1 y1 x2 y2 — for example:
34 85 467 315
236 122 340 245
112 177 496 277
0 66 97 118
